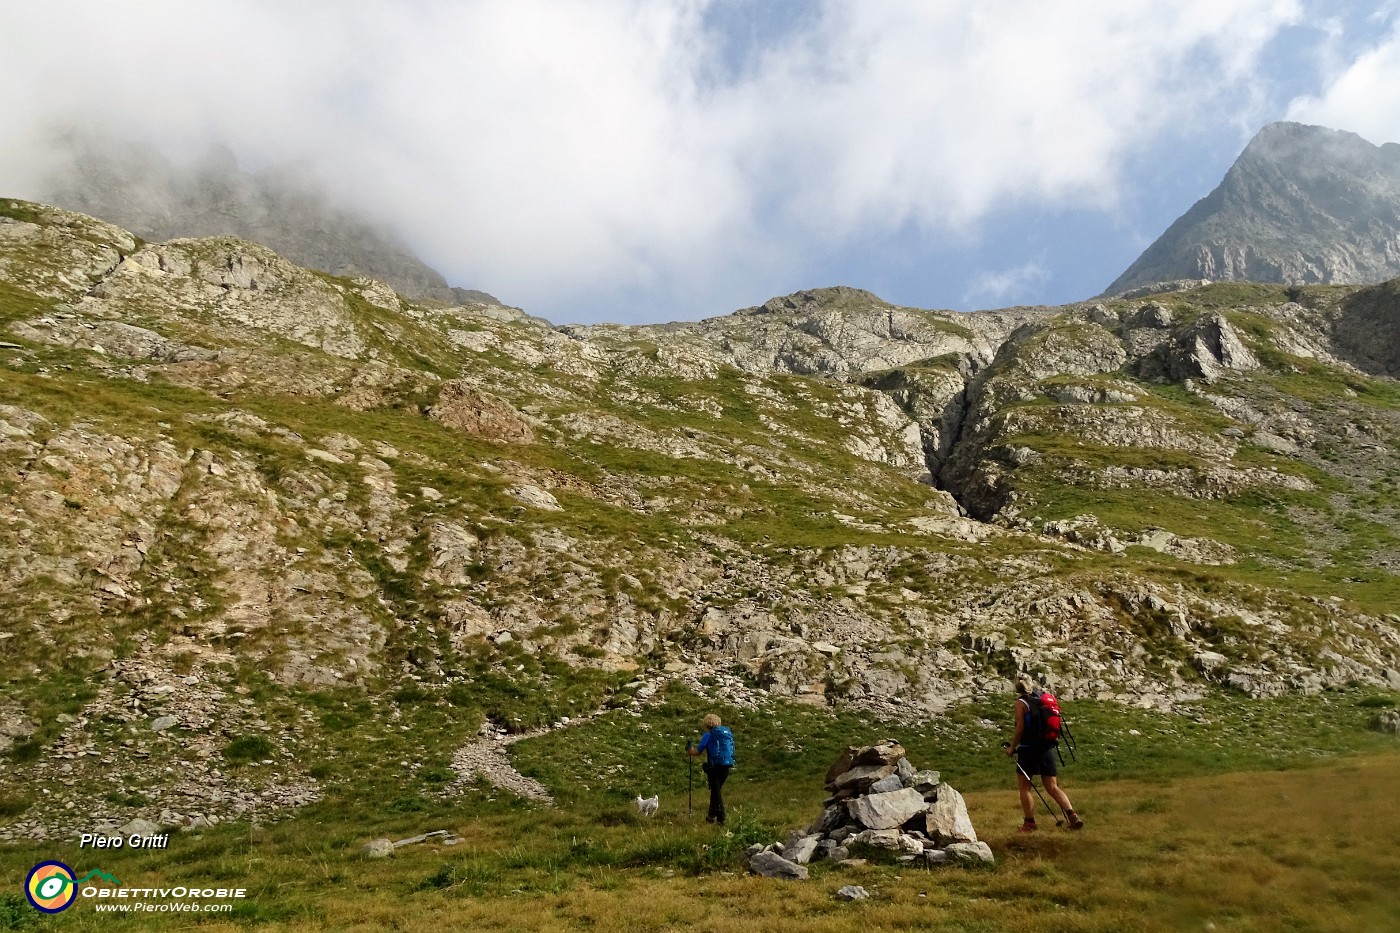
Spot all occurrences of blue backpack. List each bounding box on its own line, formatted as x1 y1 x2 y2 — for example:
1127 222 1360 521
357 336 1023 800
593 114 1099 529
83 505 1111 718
705 726 735 766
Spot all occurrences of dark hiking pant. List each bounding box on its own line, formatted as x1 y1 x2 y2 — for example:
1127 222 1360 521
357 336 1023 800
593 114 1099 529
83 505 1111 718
703 763 731 824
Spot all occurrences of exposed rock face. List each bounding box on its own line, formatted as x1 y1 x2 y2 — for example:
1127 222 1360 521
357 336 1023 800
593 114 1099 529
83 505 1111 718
1335 280 1400 376
1108 122 1400 294
429 381 536 443
9 317 216 363
97 238 369 357
1143 312 1260 383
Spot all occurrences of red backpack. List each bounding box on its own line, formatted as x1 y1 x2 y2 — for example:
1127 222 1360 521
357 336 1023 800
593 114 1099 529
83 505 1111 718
1025 690 1063 745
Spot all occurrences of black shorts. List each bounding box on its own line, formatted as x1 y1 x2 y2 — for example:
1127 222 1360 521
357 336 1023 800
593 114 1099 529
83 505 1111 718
1017 745 1058 778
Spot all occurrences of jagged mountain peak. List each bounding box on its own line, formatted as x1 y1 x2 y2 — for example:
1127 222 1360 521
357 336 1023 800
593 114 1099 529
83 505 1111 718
1106 121 1400 295
1237 120 1400 172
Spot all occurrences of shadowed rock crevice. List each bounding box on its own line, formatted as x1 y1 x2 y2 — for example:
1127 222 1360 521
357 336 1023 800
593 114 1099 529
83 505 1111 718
860 358 976 497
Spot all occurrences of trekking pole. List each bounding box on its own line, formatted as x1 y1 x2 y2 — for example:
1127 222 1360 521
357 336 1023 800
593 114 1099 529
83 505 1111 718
1003 743 1064 827
686 742 694 819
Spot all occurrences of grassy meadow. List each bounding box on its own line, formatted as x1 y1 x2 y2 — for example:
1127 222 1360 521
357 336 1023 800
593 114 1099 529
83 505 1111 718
3 687 1400 931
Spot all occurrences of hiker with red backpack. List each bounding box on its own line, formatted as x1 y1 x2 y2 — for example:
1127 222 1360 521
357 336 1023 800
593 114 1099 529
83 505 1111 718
1007 678 1084 832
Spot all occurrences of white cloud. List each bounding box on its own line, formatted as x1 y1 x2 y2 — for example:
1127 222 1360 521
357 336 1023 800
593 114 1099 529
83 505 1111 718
731 1 1302 233
1286 9 1400 145
963 260 1051 309
0 1 1307 321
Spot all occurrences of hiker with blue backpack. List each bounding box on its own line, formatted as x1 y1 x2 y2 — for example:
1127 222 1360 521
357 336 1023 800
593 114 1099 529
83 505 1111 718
1007 678 1083 832
687 713 735 825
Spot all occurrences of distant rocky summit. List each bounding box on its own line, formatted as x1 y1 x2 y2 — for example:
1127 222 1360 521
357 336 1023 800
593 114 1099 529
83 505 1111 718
1108 122 1400 295
37 132 499 306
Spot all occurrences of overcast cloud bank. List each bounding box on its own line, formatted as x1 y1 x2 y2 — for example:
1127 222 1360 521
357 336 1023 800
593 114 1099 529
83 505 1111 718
1 1 1396 322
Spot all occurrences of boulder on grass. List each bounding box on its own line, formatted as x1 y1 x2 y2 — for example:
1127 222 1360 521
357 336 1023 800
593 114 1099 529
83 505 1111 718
749 851 809 880
362 838 395 858
945 841 995 866
118 818 162 837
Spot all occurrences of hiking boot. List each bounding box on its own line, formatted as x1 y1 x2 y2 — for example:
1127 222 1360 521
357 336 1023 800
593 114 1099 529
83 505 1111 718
1018 819 1038 833
1066 810 1084 830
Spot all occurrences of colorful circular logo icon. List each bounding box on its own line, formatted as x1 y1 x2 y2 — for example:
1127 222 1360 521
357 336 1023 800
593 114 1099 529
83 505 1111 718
25 861 77 913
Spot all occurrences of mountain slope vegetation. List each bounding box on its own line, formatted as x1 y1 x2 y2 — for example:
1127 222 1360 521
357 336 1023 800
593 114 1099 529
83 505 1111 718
0 198 1398 846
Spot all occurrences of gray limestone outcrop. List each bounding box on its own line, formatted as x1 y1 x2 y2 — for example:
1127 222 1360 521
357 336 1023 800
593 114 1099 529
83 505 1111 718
429 381 537 444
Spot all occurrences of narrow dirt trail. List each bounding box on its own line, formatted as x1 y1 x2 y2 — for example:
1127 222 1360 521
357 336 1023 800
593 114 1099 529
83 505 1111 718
445 665 766 804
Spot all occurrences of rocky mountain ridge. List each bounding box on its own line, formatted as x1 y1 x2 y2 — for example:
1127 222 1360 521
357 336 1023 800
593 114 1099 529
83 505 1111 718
2 198 1399 838
1108 122 1400 295
37 134 499 306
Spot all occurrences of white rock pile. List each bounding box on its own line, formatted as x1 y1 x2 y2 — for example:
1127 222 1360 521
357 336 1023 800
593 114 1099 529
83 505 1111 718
747 739 994 879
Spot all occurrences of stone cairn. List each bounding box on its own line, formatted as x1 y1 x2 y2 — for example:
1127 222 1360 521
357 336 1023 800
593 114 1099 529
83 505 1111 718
747 739 994 880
